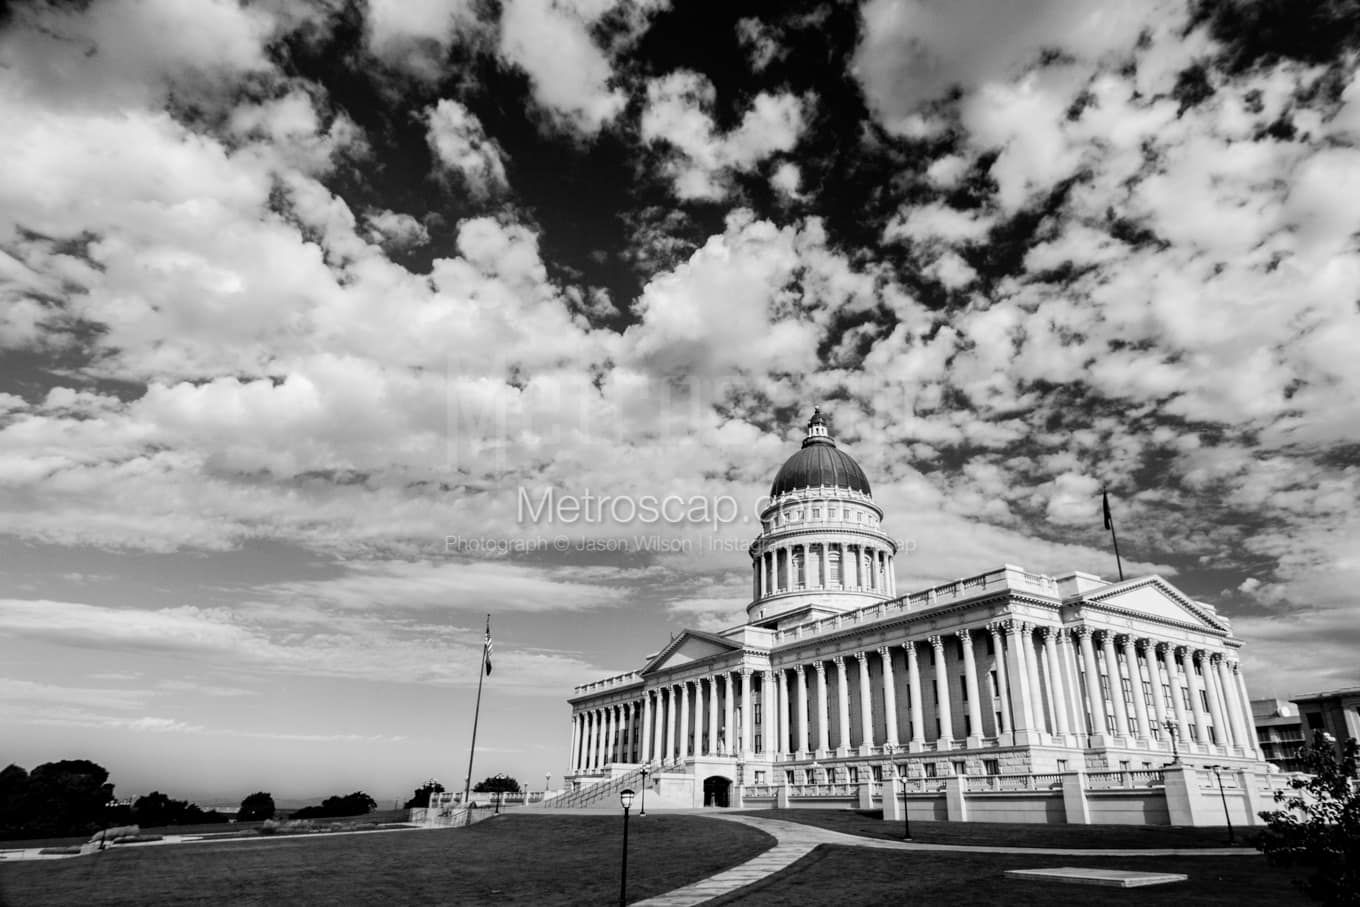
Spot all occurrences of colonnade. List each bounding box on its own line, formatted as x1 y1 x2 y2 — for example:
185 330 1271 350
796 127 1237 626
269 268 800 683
754 540 895 599
568 623 1261 774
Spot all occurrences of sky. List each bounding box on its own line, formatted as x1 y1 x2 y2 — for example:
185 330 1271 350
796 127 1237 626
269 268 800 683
1 0 1358 806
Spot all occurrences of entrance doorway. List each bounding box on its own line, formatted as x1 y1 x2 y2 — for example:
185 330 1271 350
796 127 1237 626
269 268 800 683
702 775 731 808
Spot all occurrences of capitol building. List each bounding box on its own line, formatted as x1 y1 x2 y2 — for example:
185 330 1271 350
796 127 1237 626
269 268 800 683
560 411 1281 826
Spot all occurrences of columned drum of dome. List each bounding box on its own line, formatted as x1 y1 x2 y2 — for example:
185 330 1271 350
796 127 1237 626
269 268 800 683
747 408 898 626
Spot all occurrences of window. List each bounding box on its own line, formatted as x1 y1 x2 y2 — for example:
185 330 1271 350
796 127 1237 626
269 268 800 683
1200 690 1210 711
952 760 967 776
872 765 883 781
1182 688 1192 710
848 766 859 783
1119 760 1131 772
1056 759 1068 772
754 704 762 724
828 550 841 583
983 758 1000 775
785 770 794 784
990 670 1000 697
1142 680 1155 708
812 508 820 519
924 762 938 778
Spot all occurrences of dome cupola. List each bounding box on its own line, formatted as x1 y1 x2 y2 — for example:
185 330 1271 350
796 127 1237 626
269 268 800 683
769 407 872 498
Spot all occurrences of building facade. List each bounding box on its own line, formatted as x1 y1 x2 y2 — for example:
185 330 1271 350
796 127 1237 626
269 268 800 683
563 412 1271 820
1252 698 1306 772
1292 687 1360 759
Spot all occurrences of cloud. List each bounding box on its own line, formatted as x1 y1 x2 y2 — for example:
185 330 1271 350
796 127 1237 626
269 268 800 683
425 99 509 196
366 0 478 80
641 71 806 200
498 0 629 133
365 209 430 250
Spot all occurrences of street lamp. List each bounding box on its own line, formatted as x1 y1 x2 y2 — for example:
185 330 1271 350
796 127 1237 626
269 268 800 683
494 772 506 815
639 765 650 816
618 789 636 907
545 771 552 793
1207 765 1235 845
1162 719 1181 763
898 772 913 841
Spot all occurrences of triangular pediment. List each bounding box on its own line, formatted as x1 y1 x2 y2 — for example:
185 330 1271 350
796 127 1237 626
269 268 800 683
640 630 742 675
1085 576 1229 633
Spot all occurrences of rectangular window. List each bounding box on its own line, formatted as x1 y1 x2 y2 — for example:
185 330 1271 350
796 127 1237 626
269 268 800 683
983 758 1000 775
1120 760 1131 772
1142 681 1155 708
952 760 967 776
990 670 1000 697
754 704 762 724
961 675 968 701
812 508 820 519
1200 690 1210 711
1121 677 1135 706
1182 688 1192 710
924 762 938 778
848 766 859 783
1056 759 1068 772
785 770 794 784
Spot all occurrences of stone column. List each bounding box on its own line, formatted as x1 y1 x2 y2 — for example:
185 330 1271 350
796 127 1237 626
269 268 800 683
728 671 739 756
1145 642 1170 746
606 706 618 766
816 660 833 755
1004 621 1035 738
1122 635 1152 744
795 665 809 756
1185 649 1211 746
959 629 983 746
1162 645 1192 749
640 693 652 763
582 710 593 771
989 624 1013 740
708 676 720 755
739 669 752 757
679 681 691 760
821 543 830 589
856 651 875 750
1203 654 1230 749
1231 660 1262 757
929 635 954 748
906 640 924 750
1076 628 1108 738
1056 629 1086 737
878 646 900 747
1040 628 1069 739
1022 625 1047 736
833 656 852 753
664 688 677 763
762 669 778 756
568 713 580 772
620 702 631 762
1100 631 1131 742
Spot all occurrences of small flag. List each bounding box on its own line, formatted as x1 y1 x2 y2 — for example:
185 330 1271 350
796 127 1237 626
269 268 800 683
483 615 493 676
1102 490 1113 531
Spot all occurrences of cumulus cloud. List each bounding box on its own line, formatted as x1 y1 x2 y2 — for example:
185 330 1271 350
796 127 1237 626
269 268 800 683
641 71 806 200
425 99 509 196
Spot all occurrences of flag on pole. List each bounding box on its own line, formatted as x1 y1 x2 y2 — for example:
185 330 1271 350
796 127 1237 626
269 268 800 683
1102 490 1113 531
483 616 493 676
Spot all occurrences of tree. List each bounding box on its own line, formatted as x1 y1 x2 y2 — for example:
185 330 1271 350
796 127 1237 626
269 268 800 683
238 791 276 822
1257 731 1360 905
404 780 444 809
25 760 116 837
472 776 520 794
292 791 377 819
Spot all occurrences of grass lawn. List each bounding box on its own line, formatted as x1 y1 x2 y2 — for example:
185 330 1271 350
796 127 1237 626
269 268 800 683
0 813 774 907
706 845 1311 906
740 809 1250 849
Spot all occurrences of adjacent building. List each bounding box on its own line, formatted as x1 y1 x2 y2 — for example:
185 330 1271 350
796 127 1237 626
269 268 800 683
1292 687 1360 759
1251 698 1306 771
563 411 1272 821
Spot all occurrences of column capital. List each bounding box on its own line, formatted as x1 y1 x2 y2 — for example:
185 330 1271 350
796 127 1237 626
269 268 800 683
1069 625 1092 641
1036 625 1057 641
927 634 945 649
832 654 846 668
1115 633 1134 648
739 666 753 678
1134 637 1152 654
877 645 892 660
793 663 806 677
1001 618 1027 636
1191 647 1208 663
1174 644 1190 659
855 650 869 665
1155 640 1173 655
814 660 828 676
1209 651 1225 665
987 621 1006 638
956 627 972 643
1228 658 1242 674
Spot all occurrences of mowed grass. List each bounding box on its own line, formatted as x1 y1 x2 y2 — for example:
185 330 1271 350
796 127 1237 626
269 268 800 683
741 809 1246 849
706 845 1310 907
0 814 775 907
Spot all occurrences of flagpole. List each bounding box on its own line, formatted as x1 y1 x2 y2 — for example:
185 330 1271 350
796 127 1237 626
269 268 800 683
1103 490 1125 582
462 614 491 819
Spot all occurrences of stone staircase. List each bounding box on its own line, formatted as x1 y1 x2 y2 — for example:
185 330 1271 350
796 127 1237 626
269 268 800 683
544 766 650 810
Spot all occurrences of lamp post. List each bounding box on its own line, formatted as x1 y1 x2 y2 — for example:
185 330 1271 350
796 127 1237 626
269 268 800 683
494 772 506 815
639 765 650 816
898 773 913 841
1162 719 1180 763
618 788 636 907
1207 765 1235 845
545 771 552 793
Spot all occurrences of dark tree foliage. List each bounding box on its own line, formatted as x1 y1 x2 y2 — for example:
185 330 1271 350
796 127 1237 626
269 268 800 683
131 791 227 827
1257 732 1360 905
404 780 445 809
291 791 377 819
1192 0 1360 72
0 760 117 839
238 791 276 822
472 776 521 794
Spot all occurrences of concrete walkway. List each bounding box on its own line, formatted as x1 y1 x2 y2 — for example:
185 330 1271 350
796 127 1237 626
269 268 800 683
631 813 1254 907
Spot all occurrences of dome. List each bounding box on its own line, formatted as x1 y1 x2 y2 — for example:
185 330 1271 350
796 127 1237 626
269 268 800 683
769 409 872 497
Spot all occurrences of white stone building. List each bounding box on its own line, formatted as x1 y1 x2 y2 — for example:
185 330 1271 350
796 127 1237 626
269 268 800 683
561 411 1275 823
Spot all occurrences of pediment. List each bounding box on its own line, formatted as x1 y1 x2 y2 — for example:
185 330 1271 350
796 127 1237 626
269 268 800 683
640 630 742 675
1085 576 1229 633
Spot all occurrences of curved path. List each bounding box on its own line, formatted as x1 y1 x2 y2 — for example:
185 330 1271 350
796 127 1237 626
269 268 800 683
632 813 1253 907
